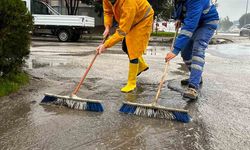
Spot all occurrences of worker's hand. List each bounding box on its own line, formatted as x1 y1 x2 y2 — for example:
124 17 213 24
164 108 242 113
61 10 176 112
103 26 110 39
165 51 176 62
96 44 107 54
175 20 181 30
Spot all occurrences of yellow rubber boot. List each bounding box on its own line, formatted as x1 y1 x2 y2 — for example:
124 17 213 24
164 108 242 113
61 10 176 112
121 63 139 93
137 56 149 76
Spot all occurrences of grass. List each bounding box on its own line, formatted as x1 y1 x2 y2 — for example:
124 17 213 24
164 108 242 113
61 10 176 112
151 32 175 37
0 72 29 97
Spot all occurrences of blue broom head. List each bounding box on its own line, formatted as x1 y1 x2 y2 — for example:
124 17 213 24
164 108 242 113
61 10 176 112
172 112 191 123
119 103 191 123
86 102 104 112
41 95 58 103
119 103 137 114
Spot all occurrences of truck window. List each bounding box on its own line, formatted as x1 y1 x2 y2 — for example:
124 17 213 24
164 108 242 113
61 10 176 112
31 0 49 15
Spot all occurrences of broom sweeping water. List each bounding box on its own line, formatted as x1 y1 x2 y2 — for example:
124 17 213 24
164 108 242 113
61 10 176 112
40 38 108 112
119 30 191 123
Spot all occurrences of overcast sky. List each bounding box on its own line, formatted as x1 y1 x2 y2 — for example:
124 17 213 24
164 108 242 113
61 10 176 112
217 0 249 21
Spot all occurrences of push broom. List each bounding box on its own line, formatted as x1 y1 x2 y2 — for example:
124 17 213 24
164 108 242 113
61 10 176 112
40 38 108 112
119 30 191 123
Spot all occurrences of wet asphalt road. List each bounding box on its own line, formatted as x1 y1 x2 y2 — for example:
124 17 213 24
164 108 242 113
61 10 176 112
0 38 250 150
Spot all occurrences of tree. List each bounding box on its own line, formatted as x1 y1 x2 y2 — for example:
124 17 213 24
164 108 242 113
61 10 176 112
239 13 250 28
0 0 33 76
219 16 233 32
93 0 103 17
65 0 80 15
82 0 103 17
65 0 98 15
148 0 173 21
89 0 174 20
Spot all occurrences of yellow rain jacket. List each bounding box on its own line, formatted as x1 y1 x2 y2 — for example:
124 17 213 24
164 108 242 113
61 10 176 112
103 0 154 60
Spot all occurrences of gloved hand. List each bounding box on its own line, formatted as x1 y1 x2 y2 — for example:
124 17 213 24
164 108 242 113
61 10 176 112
165 51 176 62
103 26 110 39
96 44 107 54
97 27 110 54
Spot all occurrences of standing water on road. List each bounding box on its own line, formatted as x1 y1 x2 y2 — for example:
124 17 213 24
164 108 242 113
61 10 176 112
0 40 250 149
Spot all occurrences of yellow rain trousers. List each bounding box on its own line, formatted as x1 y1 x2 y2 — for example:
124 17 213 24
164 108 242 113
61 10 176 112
103 0 154 60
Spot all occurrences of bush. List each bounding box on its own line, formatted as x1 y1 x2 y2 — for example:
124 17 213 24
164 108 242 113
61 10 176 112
239 13 250 28
151 32 175 37
0 0 33 77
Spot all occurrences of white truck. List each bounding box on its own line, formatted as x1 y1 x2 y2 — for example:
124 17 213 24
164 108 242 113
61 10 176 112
22 0 95 42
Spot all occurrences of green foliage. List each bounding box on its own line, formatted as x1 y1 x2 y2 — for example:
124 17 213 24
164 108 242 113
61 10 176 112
93 0 103 17
0 0 33 76
89 0 174 20
239 13 250 28
0 72 29 97
63 0 102 17
148 0 174 20
82 0 103 17
219 16 233 31
151 31 175 37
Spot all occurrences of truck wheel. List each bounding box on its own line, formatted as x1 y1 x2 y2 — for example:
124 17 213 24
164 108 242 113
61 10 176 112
71 34 81 42
57 30 71 42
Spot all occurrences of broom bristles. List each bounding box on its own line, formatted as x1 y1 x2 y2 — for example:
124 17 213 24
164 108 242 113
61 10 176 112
119 102 191 123
41 94 104 112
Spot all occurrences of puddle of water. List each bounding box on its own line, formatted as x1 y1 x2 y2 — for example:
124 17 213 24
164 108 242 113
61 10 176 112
146 46 169 56
0 71 211 150
1 44 222 149
27 58 78 69
209 43 250 59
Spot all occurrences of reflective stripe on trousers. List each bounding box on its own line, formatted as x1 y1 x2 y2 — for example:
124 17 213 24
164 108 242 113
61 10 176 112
181 24 216 89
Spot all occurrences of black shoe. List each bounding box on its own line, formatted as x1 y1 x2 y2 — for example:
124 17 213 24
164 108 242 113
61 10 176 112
181 78 189 86
181 78 203 86
182 87 198 101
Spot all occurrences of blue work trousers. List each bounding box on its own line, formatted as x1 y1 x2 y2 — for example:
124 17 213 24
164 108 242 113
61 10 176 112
181 24 216 89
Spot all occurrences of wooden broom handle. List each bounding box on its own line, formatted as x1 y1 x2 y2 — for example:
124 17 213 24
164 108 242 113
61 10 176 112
153 29 179 104
72 36 108 95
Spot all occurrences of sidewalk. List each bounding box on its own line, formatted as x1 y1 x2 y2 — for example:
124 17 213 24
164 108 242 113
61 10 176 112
81 35 173 43
32 33 249 45
81 33 249 44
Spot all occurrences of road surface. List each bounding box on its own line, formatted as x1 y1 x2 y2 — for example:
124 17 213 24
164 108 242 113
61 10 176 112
0 38 249 150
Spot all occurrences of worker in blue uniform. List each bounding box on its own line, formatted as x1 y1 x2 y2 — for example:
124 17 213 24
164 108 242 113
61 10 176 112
165 0 219 100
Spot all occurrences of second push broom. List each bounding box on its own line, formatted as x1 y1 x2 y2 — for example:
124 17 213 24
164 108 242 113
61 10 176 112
119 30 191 123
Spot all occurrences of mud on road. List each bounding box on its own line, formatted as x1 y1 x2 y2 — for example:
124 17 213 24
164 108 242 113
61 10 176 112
0 39 250 150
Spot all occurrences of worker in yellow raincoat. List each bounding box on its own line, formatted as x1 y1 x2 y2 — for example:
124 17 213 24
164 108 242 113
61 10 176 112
96 0 154 93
